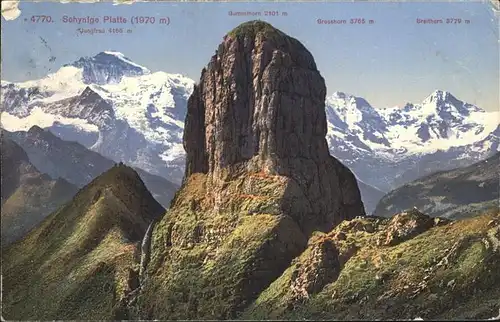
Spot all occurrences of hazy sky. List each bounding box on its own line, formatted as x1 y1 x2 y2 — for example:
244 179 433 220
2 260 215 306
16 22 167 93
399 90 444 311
1 1 499 112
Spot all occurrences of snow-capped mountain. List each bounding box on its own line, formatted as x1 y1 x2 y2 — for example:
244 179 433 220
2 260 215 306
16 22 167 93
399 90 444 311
1 51 194 183
326 90 497 156
1 52 498 193
66 51 151 84
325 90 499 192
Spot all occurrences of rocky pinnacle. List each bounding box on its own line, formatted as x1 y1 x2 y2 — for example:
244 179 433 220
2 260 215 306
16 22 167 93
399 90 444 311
183 20 364 234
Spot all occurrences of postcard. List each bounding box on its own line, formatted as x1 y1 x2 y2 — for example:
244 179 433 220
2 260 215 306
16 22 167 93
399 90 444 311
1 1 499 320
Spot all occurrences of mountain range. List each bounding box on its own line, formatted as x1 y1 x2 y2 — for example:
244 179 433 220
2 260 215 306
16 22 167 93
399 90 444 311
325 91 499 191
2 126 179 209
2 51 498 199
1 51 194 184
373 151 500 219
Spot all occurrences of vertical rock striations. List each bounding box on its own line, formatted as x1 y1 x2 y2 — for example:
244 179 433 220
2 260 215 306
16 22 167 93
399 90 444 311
184 20 364 233
139 20 365 319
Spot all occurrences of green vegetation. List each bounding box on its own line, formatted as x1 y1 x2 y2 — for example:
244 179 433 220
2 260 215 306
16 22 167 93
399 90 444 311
3 20 498 322
226 19 306 52
228 20 285 39
1 165 164 320
134 166 500 321
135 172 307 320
242 209 500 320
3 162 499 320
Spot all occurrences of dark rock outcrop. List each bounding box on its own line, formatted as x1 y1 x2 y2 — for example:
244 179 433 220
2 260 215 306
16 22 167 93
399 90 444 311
183 20 364 234
375 208 448 246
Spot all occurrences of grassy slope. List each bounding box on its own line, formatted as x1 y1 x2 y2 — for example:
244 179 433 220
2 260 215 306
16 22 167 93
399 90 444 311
136 172 308 320
135 147 500 320
243 209 500 320
1 165 165 320
3 166 498 320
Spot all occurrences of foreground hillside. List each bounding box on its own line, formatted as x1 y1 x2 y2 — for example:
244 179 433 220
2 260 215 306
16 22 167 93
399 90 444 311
374 152 500 219
1 165 165 320
243 208 500 320
1 135 78 245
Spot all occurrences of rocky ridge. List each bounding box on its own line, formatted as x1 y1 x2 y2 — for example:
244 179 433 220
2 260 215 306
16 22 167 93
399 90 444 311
243 209 500 320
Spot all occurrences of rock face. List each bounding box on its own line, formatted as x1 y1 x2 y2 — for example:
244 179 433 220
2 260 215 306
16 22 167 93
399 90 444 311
184 20 364 234
136 20 364 320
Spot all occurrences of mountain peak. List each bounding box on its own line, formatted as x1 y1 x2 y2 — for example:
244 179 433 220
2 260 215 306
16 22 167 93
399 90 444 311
74 162 165 221
331 91 351 100
423 89 452 104
327 92 379 116
225 21 313 69
420 90 484 116
101 50 128 58
80 85 106 102
227 20 284 39
65 51 150 85
89 163 143 190
1 159 164 319
137 22 364 318
184 20 363 234
27 125 46 134
25 126 73 147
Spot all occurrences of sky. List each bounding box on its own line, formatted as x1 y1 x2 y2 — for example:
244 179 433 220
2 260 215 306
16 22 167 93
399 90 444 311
1 1 499 112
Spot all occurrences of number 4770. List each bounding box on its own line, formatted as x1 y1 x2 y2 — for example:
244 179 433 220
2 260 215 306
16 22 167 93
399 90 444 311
31 15 53 23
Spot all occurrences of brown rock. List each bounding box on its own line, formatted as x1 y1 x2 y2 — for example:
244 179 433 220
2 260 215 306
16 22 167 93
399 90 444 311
334 231 347 241
290 239 341 303
381 209 437 246
183 20 365 234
